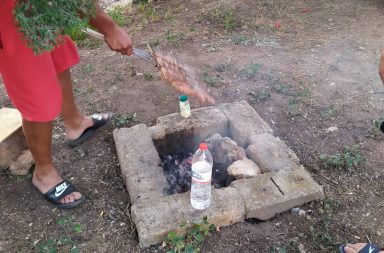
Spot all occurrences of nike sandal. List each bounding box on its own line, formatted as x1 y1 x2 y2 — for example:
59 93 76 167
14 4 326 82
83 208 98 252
32 180 85 209
65 112 113 148
339 243 383 253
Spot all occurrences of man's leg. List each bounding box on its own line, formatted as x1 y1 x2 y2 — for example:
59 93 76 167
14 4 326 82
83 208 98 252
25 120 81 204
57 70 93 140
57 69 110 141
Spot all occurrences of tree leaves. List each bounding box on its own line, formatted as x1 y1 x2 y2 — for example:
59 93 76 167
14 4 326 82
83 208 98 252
14 0 96 54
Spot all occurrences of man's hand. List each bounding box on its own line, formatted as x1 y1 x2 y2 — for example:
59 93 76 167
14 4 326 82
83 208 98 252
89 3 133 56
104 27 133 56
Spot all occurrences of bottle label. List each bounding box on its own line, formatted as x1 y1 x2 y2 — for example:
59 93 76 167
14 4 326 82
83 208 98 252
180 101 191 118
192 171 212 184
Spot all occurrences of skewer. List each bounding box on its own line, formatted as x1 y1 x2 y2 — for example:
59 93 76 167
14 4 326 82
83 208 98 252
81 28 152 61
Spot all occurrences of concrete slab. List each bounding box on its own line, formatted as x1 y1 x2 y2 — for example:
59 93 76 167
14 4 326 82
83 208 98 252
150 106 229 155
131 186 245 248
219 101 273 147
247 133 300 172
231 167 324 220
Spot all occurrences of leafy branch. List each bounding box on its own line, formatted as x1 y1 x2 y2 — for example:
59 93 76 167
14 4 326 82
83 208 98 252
14 0 96 54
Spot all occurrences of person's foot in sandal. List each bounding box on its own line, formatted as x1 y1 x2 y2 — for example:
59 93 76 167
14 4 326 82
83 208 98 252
32 165 85 209
64 112 113 147
339 243 384 253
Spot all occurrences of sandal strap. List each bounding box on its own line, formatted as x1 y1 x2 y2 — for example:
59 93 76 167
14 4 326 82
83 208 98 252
358 244 382 253
44 180 78 204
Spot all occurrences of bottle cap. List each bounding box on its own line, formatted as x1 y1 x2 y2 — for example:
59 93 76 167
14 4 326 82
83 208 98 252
199 143 208 150
179 95 188 102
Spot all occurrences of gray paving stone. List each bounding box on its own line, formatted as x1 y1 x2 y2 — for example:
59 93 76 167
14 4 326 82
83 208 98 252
113 124 161 179
247 133 300 173
131 187 245 248
230 173 284 220
152 106 229 155
219 101 273 147
231 167 324 220
113 125 167 204
270 166 325 207
125 166 168 204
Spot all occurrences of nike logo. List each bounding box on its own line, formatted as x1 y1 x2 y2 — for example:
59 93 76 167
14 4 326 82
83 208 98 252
55 182 69 197
369 246 375 253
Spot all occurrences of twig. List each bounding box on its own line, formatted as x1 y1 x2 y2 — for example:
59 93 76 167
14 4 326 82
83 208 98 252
342 91 384 105
275 229 288 237
366 235 372 244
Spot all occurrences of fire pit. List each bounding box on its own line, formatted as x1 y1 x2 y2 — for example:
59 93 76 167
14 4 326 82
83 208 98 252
113 101 324 248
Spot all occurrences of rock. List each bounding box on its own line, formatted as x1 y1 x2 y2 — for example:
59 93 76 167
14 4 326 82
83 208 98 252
205 133 246 166
227 158 261 179
9 150 34 176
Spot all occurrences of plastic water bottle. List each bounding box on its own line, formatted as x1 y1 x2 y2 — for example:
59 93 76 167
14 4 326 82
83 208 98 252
190 143 213 210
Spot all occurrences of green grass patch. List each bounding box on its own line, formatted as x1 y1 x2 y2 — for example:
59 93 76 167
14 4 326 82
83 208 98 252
320 105 337 119
320 145 366 172
309 198 339 250
248 90 271 104
113 113 137 128
163 217 216 253
240 63 262 78
202 72 224 87
108 5 129 27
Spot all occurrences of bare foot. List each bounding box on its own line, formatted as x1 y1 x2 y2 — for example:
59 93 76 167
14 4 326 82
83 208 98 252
342 243 383 253
65 113 111 141
32 165 82 204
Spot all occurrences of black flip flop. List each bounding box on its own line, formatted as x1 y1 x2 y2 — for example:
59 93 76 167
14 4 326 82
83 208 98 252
32 180 85 209
339 243 383 253
65 112 113 148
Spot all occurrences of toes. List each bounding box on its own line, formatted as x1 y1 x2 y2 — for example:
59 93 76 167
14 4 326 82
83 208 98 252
60 192 81 204
72 191 82 201
344 243 367 253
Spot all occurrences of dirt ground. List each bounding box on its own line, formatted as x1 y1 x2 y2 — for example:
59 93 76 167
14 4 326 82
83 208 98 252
1 0 384 252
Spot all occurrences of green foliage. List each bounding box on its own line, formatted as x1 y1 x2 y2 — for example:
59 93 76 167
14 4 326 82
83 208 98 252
15 0 96 54
202 72 224 87
108 6 128 27
163 217 216 253
309 198 339 250
248 90 271 104
366 117 384 138
320 105 337 119
320 145 366 172
240 63 262 78
113 113 137 128
36 238 79 253
270 239 299 253
144 72 154 81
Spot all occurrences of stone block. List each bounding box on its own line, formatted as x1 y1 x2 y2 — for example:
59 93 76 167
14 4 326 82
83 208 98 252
125 166 168 204
219 101 272 147
231 167 324 220
247 133 300 173
153 106 229 155
9 150 34 176
131 186 245 248
113 124 161 179
270 166 325 207
230 173 284 220
0 129 28 170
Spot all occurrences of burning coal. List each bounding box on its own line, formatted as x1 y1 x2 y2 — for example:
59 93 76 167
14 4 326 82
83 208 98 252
161 153 228 195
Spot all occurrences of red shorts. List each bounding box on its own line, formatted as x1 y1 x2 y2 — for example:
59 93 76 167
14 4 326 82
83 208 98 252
0 1 80 122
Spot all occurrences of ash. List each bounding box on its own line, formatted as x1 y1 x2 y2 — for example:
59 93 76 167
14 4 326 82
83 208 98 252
161 154 226 195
